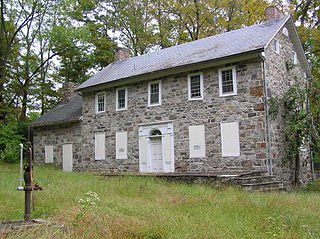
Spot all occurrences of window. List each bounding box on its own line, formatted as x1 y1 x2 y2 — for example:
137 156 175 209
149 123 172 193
116 131 127 159
95 132 105 160
45 145 53 163
148 80 161 106
282 27 289 36
274 39 280 54
95 92 106 113
292 51 297 64
116 88 127 111
218 66 237 97
188 73 203 100
189 125 206 158
220 121 240 157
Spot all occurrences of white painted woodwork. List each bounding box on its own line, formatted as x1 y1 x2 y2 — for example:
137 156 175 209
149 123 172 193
150 137 163 172
220 121 240 157
163 134 174 172
116 131 127 159
95 132 105 160
45 145 53 163
62 144 73 172
189 125 206 158
139 136 148 172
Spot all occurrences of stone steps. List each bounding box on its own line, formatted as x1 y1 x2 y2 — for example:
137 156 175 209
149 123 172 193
241 181 285 191
233 175 276 184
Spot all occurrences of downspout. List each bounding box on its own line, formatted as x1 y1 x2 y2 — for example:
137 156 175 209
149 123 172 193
259 53 273 175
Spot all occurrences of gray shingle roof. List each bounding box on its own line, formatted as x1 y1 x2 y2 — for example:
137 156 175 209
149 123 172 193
30 95 82 126
79 16 289 90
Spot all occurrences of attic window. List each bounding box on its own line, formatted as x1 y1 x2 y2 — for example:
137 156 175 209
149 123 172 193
188 73 204 100
282 27 289 36
274 39 280 54
292 51 298 64
95 92 106 113
219 66 237 97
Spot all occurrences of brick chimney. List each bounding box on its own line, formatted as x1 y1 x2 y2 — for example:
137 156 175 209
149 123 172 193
61 81 81 103
115 48 130 61
265 6 284 21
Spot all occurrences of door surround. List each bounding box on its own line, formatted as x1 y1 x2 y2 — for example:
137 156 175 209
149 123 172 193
138 121 174 173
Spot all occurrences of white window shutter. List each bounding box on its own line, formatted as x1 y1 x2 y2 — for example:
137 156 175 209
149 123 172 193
116 131 127 159
189 125 206 158
162 134 174 172
95 132 105 160
139 136 148 172
45 145 53 163
220 122 240 157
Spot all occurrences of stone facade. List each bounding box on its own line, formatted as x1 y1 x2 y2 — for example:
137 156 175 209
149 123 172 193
77 58 268 173
264 23 311 184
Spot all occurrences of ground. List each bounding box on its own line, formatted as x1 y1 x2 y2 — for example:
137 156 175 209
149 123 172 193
1 163 319 239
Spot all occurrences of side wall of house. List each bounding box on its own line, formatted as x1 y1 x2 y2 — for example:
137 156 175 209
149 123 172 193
33 122 82 169
77 58 269 173
265 22 312 185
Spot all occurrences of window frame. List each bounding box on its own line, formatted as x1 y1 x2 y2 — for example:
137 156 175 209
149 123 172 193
116 87 128 111
292 51 298 64
220 121 240 157
95 91 106 114
274 39 280 54
148 80 162 107
218 66 237 97
188 72 204 100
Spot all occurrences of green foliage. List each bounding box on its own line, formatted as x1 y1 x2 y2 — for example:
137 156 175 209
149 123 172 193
0 120 24 163
1 164 320 238
305 178 320 192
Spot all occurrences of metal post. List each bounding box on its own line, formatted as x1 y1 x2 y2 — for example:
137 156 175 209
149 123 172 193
24 142 33 222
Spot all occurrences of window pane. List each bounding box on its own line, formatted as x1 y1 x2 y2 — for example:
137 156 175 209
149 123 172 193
221 69 234 94
190 75 201 98
150 83 159 104
97 94 105 112
118 89 126 109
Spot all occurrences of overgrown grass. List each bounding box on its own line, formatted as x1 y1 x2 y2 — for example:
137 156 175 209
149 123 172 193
1 163 319 239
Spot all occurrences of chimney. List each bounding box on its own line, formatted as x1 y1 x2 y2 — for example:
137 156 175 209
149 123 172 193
115 48 130 61
265 6 284 21
61 81 81 103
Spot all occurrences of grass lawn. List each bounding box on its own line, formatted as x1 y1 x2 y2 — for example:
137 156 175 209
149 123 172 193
1 163 319 239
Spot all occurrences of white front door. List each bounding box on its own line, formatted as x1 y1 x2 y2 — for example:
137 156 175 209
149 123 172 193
62 144 73 172
150 137 163 172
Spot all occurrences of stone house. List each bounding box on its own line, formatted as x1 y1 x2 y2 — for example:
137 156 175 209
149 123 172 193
30 7 312 184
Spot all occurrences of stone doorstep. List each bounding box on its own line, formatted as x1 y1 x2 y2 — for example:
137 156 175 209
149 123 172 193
0 219 63 234
241 181 284 191
233 175 276 184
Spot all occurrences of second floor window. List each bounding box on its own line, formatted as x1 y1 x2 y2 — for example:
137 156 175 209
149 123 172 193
274 39 280 54
188 73 203 100
116 88 127 111
95 92 106 113
292 51 297 64
148 81 161 106
219 66 237 97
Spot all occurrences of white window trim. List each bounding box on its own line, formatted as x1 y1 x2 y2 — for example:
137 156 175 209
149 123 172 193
292 51 298 64
116 87 128 111
188 72 204 100
274 39 280 54
148 80 162 107
95 91 106 114
218 66 237 97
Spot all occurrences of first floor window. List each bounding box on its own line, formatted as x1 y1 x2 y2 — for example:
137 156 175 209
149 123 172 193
116 131 127 159
95 92 106 113
148 81 161 106
45 145 53 163
219 66 237 96
220 121 240 157
116 88 127 111
95 132 105 160
292 51 297 64
189 125 206 158
188 73 203 100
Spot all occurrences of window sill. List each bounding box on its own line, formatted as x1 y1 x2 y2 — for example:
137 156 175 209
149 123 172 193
188 97 203 101
95 158 105 160
148 103 161 107
116 108 127 112
219 92 237 97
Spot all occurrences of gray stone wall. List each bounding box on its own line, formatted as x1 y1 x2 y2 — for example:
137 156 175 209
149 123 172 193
33 122 82 169
78 58 268 173
264 22 311 185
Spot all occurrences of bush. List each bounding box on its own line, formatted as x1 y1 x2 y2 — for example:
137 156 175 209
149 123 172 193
0 143 20 163
305 178 320 192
